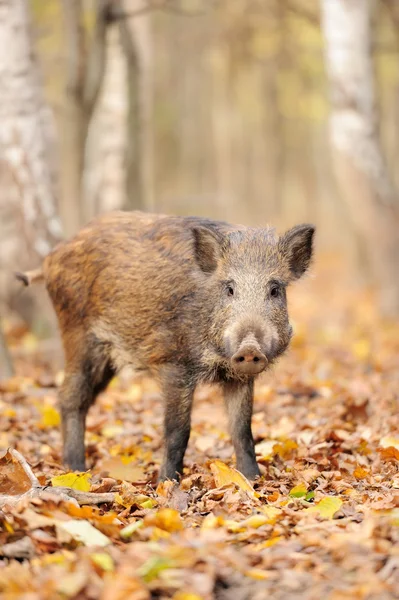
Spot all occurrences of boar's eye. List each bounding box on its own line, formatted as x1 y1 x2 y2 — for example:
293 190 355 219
226 283 235 297
270 283 281 298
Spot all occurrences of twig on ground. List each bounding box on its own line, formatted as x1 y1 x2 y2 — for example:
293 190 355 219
0 449 115 509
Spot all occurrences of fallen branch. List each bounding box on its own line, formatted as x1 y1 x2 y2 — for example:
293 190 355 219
0 449 115 509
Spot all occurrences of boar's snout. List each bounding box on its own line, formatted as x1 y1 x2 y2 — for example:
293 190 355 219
231 339 268 376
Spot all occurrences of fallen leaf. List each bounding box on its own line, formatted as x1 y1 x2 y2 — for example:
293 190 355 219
51 472 91 491
380 436 399 450
57 520 110 547
353 465 369 479
144 508 184 532
195 435 215 452
307 496 343 519
0 449 32 495
98 457 146 482
90 552 114 571
120 520 144 539
289 483 308 498
210 460 256 496
37 404 60 428
138 556 174 583
255 440 275 461
377 446 399 461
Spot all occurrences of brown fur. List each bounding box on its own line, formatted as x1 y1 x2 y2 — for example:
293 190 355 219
18 211 315 480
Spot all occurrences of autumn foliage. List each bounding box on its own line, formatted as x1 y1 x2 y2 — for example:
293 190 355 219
1 259 399 599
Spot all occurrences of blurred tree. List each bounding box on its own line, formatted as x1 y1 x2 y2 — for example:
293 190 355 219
61 0 155 229
84 21 129 220
321 0 399 317
0 325 14 380
0 0 62 336
0 0 62 256
60 0 110 236
119 0 155 212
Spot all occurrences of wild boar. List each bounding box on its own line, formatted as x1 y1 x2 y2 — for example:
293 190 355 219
16 211 314 480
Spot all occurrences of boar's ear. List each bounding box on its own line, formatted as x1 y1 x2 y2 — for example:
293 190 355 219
279 224 315 280
192 226 225 273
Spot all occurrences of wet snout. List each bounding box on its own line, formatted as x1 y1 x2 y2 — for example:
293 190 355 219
231 336 268 375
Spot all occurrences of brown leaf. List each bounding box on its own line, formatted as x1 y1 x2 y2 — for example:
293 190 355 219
0 449 32 495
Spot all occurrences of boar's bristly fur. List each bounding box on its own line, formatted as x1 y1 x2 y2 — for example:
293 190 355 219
19 211 315 481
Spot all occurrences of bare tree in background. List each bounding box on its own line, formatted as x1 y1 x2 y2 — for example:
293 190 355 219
0 0 63 360
84 22 129 220
119 0 155 212
60 0 110 236
321 0 399 317
0 326 14 380
0 0 62 256
61 0 155 231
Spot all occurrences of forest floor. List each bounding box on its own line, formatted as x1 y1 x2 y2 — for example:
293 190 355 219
1 258 399 600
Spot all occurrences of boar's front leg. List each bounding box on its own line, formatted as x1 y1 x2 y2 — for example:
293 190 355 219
223 379 260 479
158 366 195 481
60 354 115 472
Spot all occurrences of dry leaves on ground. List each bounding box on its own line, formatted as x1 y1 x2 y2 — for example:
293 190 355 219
1 259 399 599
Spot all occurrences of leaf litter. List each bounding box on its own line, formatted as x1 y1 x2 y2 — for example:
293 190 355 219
1 260 399 598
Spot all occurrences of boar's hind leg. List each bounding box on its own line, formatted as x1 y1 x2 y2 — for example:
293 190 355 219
60 352 115 472
158 366 195 482
223 380 260 479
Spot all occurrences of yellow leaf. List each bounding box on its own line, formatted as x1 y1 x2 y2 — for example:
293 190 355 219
90 552 114 571
289 483 307 498
210 460 256 496
120 520 143 540
225 519 244 533
51 472 91 491
38 404 60 428
245 568 271 580
273 439 298 459
307 496 343 519
172 593 203 600
352 339 371 360
260 506 282 524
144 508 183 533
241 514 269 529
4 408 16 418
380 436 399 450
201 513 224 530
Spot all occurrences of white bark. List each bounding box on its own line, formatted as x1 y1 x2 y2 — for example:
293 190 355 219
84 24 129 219
0 0 62 262
120 0 155 211
321 0 399 316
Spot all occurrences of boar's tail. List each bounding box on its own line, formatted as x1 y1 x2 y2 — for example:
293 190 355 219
15 268 44 287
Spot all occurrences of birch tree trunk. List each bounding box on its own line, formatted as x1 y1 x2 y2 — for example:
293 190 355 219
119 0 155 212
0 0 62 261
84 23 128 220
321 0 399 317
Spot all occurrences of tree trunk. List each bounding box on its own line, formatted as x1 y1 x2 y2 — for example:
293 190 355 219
0 0 62 259
0 324 14 380
60 0 109 236
83 23 128 220
119 0 155 212
321 0 399 317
